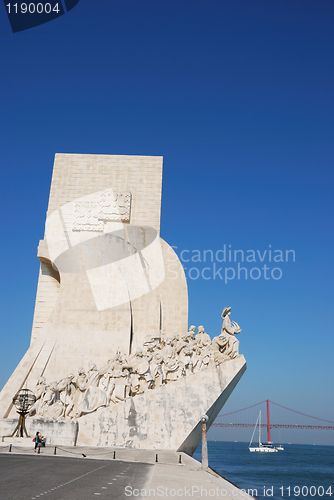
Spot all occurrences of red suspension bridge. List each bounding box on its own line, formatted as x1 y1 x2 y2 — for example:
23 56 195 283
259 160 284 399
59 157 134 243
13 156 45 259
212 400 334 442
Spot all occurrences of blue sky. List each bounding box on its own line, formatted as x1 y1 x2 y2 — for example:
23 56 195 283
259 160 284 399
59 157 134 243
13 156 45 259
1 0 333 445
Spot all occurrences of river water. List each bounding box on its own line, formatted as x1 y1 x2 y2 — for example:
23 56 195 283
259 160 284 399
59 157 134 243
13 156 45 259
193 441 334 500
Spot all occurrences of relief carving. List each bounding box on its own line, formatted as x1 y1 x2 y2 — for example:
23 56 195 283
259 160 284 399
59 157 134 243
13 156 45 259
73 192 131 231
73 202 104 231
28 309 242 421
100 192 131 222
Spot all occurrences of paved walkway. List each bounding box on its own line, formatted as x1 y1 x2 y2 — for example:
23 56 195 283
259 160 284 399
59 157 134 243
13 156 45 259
0 443 254 499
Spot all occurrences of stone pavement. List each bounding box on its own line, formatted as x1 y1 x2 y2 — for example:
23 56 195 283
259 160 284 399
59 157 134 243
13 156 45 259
0 443 254 499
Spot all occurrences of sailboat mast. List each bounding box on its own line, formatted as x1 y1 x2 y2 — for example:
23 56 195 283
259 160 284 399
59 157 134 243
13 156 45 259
259 410 261 445
266 399 271 443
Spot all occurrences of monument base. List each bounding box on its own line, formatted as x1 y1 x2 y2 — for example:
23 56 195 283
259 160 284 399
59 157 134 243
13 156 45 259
75 356 246 454
0 418 78 446
0 358 246 452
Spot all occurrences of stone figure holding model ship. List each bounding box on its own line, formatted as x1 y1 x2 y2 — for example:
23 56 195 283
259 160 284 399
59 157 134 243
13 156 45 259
221 306 242 359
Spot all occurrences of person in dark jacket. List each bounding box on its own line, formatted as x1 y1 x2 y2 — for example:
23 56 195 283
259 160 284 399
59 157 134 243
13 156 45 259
34 431 45 451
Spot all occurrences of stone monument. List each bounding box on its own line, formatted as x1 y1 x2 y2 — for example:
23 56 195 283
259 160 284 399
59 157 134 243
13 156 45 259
0 154 246 453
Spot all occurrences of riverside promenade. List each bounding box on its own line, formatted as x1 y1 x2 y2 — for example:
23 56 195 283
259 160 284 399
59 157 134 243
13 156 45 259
0 440 253 500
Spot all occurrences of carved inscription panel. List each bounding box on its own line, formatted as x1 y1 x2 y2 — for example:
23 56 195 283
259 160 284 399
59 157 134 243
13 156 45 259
73 192 131 231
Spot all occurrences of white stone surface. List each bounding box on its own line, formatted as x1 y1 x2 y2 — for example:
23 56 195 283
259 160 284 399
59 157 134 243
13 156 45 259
0 418 77 446
75 356 246 453
0 154 188 420
0 154 246 454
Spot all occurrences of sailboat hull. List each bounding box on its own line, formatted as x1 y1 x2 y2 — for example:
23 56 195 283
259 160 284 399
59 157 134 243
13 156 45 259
249 446 278 453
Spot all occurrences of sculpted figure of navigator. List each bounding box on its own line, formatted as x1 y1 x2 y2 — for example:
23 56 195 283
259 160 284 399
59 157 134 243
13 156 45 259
221 306 242 359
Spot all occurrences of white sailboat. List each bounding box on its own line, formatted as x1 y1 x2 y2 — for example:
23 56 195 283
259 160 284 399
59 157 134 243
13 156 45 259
249 411 278 452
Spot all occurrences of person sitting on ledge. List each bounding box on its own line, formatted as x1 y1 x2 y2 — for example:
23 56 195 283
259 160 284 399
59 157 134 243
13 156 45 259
33 431 45 452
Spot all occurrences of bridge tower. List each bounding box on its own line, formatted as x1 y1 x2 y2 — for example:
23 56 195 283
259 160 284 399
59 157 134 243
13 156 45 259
266 399 271 443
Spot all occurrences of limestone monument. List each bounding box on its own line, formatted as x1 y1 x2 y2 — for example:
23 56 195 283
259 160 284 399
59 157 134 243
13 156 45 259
0 154 246 453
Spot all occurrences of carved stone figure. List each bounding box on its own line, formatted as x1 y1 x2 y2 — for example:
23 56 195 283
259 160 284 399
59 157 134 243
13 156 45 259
200 341 213 369
74 367 88 411
76 363 108 417
221 307 241 359
28 376 47 416
212 334 229 365
162 338 184 382
143 332 162 351
185 326 196 349
38 381 57 417
144 344 155 363
171 332 180 348
192 346 204 373
100 365 115 405
150 352 165 387
195 326 211 348
57 373 76 418
131 348 154 394
161 337 176 360
176 335 193 375
188 325 196 337
108 352 131 403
